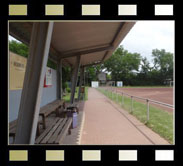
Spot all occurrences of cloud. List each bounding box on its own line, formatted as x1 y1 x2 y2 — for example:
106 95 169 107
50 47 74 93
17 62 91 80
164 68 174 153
121 21 174 63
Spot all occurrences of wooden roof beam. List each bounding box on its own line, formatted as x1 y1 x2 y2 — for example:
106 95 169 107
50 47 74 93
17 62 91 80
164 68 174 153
60 45 114 60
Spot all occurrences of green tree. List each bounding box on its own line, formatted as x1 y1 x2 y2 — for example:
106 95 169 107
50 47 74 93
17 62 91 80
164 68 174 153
9 40 29 58
9 39 57 69
136 57 152 85
140 57 152 74
152 49 174 83
104 46 141 85
85 64 104 86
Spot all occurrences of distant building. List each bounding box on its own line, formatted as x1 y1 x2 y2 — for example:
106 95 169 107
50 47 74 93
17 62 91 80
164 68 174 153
98 72 107 85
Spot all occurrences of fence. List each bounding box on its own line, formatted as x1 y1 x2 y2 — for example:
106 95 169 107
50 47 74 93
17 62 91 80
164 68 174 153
100 87 174 123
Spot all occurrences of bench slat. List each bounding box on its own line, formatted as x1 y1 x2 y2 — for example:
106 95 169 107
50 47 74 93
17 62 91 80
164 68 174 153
39 100 65 117
35 117 60 144
55 118 72 144
9 99 66 144
41 118 63 144
40 105 58 116
9 120 17 129
47 118 68 144
9 127 16 134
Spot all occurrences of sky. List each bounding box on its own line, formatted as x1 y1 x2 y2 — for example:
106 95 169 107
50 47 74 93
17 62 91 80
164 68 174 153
120 21 174 65
9 21 174 65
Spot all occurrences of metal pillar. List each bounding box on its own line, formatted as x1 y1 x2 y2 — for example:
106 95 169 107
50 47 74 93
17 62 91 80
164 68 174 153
57 63 60 99
14 22 54 144
122 93 124 106
70 56 81 104
57 59 62 99
131 96 134 113
147 99 150 122
83 67 85 86
78 67 84 100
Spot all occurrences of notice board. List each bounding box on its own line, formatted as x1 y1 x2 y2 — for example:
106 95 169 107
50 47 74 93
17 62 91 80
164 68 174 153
44 67 52 87
9 52 27 90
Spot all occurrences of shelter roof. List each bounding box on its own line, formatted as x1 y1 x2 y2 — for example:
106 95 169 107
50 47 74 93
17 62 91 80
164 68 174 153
9 21 135 67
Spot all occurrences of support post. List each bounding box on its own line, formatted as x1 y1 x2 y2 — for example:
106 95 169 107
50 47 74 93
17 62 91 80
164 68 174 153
57 59 62 99
131 96 133 113
14 22 54 144
78 67 84 100
122 93 124 106
70 56 81 104
147 99 150 122
57 63 60 99
117 93 119 103
83 67 85 86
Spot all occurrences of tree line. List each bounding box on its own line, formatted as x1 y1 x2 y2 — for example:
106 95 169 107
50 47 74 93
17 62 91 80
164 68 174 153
85 46 174 86
9 40 174 87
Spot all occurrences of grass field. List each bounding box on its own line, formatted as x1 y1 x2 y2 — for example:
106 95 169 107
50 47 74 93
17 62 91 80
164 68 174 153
98 88 174 144
63 87 88 102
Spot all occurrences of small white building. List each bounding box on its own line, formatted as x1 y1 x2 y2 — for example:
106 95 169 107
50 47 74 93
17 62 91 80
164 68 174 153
91 81 99 88
117 81 123 87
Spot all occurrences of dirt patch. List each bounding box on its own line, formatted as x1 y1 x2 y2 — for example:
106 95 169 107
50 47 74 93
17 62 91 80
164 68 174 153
112 87 174 113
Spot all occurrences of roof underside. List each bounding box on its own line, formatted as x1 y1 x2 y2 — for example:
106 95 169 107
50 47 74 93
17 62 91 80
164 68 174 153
9 21 135 67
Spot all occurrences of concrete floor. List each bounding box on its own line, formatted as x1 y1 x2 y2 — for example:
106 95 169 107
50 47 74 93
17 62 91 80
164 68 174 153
80 88 170 145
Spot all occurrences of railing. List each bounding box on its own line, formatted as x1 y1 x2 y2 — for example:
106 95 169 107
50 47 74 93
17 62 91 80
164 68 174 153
100 87 174 122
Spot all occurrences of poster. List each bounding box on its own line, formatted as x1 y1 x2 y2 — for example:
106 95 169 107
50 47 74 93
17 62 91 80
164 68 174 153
44 67 52 87
9 52 27 90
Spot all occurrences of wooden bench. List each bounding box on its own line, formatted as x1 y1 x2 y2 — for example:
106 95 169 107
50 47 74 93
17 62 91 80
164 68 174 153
35 117 72 144
66 103 79 114
9 99 65 143
9 119 40 143
39 99 65 129
9 120 17 143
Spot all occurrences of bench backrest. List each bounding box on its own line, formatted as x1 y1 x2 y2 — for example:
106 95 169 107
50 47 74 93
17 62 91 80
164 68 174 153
9 119 17 130
39 99 65 117
9 99 65 133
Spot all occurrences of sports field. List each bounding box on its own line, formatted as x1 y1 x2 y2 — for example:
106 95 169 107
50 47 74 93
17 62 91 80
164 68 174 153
112 87 174 113
99 87 174 144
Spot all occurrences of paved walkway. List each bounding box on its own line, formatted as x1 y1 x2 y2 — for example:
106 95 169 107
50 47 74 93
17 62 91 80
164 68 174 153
80 88 170 145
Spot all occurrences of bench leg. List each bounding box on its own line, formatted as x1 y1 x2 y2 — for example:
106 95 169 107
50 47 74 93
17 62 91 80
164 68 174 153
42 116 46 129
63 102 66 109
76 107 79 114
36 123 40 136
13 135 15 144
55 108 60 117
68 125 72 135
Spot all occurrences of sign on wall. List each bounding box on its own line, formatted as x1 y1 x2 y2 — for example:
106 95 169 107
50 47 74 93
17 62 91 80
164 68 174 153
9 52 27 90
44 67 52 87
10 52 53 90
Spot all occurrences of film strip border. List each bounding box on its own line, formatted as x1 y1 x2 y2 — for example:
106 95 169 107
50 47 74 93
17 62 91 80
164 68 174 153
7 149 176 162
5 1 177 165
8 4 174 17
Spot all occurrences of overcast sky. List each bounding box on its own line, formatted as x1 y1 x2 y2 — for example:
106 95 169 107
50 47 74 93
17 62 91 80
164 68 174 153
9 21 174 65
120 21 174 64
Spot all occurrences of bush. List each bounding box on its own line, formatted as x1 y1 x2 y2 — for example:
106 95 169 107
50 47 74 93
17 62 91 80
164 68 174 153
66 88 71 93
62 82 68 90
